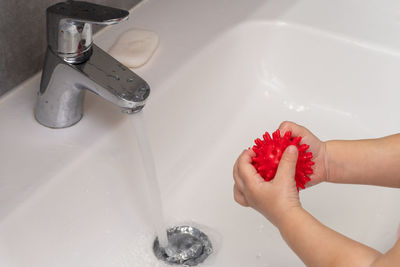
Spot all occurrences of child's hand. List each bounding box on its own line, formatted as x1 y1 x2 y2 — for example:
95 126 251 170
233 146 302 227
279 121 327 186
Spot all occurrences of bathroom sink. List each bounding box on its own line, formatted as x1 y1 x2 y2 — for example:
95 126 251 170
1 0 400 266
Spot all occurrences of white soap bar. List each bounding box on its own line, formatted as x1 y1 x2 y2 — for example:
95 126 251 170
108 29 159 68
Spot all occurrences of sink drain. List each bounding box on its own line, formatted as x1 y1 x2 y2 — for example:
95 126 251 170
153 225 213 266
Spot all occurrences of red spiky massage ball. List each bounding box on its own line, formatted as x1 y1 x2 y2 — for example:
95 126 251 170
251 129 314 191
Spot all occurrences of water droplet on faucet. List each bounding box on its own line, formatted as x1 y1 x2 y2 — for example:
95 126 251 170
117 63 127 71
107 74 120 81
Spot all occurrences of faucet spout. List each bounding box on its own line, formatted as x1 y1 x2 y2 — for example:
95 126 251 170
34 1 150 128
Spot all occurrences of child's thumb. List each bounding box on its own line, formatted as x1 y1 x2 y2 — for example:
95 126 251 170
275 145 298 184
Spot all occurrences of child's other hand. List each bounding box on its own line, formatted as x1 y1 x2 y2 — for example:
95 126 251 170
279 121 327 187
233 146 302 227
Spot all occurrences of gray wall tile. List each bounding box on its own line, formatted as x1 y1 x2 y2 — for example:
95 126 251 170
0 0 142 97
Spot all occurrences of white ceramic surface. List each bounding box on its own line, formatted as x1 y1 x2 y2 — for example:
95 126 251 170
1 0 400 266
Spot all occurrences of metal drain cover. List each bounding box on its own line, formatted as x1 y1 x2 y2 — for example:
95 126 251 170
153 226 213 266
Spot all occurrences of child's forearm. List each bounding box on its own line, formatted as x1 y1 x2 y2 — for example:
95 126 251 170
326 134 400 187
278 207 381 267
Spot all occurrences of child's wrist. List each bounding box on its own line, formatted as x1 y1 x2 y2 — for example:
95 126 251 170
277 207 311 244
275 206 305 230
324 140 334 183
325 140 345 184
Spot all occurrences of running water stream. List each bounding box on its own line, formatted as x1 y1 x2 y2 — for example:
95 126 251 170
130 112 213 266
130 112 169 248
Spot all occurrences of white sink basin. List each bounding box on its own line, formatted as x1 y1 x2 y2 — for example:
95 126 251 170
1 0 400 266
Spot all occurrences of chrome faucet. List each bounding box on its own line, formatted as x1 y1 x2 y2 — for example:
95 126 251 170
35 1 150 128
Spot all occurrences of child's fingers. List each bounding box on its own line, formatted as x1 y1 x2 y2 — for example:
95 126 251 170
279 121 318 145
233 184 249 207
275 145 298 185
279 121 309 138
237 150 263 187
233 159 245 191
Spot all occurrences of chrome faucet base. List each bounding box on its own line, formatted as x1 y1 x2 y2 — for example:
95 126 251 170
35 48 85 128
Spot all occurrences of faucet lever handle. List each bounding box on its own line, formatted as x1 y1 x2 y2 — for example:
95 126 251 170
47 1 129 63
48 1 129 25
